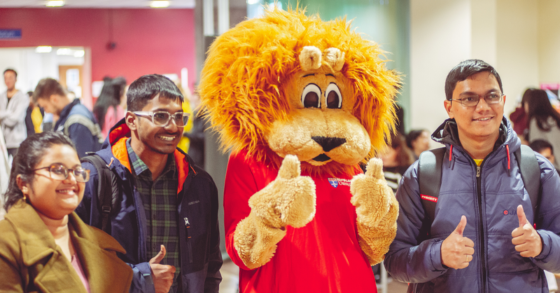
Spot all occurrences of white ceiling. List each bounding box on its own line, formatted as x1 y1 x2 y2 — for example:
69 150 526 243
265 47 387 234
0 0 195 8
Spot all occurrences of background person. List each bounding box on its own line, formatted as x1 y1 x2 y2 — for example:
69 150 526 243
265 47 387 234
405 129 431 159
525 88 560 169
33 78 103 158
93 76 127 139
0 131 132 292
530 139 559 174
0 68 29 160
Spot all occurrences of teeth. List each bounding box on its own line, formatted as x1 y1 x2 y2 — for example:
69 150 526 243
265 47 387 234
57 189 75 194
159 136 175 141
476 117 491 121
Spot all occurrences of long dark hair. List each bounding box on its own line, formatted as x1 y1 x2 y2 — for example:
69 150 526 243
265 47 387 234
525 88 560 132
93 76 127 129
389 133 415 167
3 132 75 211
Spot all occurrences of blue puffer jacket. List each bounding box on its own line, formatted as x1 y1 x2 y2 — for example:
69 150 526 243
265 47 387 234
385 117 560 293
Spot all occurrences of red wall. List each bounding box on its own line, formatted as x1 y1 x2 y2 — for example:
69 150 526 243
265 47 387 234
0 8 196 88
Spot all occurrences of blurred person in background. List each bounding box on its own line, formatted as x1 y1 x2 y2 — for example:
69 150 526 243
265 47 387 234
0 132 133 292
529 139 559 174
175 82 195 155
525 88 560 169
93 76 127 139
0 127 10 220
0 68 29 160
25 91 44 136
33 78 103 158
183 92 205 168
379 132 415 194
406 129 431 160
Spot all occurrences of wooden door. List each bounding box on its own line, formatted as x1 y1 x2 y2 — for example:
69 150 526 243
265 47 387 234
58 65 83 98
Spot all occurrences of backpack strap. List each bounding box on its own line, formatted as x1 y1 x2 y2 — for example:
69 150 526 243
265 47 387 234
81 154 115 233
418 147 447 223
514 145 541 220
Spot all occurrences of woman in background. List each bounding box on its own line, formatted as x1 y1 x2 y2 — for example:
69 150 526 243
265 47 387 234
0 132 132 292
405 129 430 160
93 77 127 139
525 88 560 169
379 133 415 194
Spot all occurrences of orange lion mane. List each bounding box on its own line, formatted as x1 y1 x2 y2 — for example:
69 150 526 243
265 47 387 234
199 7 400 175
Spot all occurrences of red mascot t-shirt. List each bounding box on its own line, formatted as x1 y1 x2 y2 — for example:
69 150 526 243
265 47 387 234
224 150 378 293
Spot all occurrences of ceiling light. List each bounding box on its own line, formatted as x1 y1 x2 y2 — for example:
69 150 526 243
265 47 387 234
74 50 85 57
57 48 73 55
247 0 259 4
36 46 52 53
46 1 65 7
150 1 170 8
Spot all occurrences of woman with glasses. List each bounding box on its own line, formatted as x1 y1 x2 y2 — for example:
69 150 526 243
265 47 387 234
0 132 132 293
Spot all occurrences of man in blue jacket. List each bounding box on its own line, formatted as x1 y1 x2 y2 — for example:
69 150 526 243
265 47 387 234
33 78 103 158
385 59 560 292
76 74 222 293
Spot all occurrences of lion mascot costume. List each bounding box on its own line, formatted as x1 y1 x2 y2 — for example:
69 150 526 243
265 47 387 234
199 8 400 293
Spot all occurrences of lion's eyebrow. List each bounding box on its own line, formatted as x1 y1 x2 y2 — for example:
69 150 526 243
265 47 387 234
326 74 335 77
303 73 315 77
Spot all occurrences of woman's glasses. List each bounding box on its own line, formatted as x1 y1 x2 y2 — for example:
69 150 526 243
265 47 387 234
33 163 90 182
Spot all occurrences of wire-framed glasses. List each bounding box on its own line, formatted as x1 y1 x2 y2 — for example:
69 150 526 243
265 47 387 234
450 92 504 107
131 111 190 127
33 163 90 182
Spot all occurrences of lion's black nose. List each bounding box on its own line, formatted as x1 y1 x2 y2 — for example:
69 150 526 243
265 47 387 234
311 136 347 152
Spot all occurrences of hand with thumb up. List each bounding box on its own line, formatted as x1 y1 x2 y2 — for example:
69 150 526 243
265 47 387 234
441 216 475 269
149 245 176 293
512 205 543 258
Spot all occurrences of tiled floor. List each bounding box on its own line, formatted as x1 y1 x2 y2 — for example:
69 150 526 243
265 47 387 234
219 259 409 293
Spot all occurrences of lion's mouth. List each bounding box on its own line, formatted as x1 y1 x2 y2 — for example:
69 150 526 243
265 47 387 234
312 154 331 162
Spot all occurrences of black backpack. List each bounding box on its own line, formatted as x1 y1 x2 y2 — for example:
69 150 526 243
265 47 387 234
417 145 541 233
81 154 121 233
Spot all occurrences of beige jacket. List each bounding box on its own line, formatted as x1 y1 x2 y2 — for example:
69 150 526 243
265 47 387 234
0 200 133 292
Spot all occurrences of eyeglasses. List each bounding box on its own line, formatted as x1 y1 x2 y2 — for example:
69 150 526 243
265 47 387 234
449 93 504 107
33 163 90 182
132 111 190 127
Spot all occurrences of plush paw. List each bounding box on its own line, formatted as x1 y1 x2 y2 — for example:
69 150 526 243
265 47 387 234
350 158 393 226
249 155 316 228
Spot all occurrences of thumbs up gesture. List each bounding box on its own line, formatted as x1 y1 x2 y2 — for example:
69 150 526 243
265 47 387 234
249 155 316 228
149 245 176 293
441 216 475 269
512 205 543 258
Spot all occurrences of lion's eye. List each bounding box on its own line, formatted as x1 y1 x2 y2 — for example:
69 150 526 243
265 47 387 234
301 83 322 108
325 83 342 109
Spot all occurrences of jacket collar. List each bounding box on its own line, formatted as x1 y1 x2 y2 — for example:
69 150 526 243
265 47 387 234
102 119 192 194
5 201 132 293
54 98 81 130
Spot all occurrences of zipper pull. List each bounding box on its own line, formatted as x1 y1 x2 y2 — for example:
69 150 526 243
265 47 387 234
184 217 190 227
184 217 191 239
476 166 481 178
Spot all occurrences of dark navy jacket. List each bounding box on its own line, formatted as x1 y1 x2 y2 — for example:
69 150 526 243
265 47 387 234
76 119 222 293
385 117 560 293
54 99 102 158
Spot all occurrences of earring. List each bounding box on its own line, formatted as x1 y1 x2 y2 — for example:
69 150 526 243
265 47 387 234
22 194 26 201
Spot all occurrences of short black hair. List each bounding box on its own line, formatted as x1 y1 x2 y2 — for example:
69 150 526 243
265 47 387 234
406 129 427 149
529 139 554 155
33 78 66 102
444 59 503 101
126 74 184 111
3 68 17 78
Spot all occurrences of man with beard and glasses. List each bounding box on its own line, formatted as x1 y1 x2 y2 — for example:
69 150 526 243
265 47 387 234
76 74 222 293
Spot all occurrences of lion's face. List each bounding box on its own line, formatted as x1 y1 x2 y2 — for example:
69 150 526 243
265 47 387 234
266 67 371 167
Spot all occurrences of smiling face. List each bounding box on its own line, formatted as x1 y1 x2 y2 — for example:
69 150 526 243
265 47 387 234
128 94 184 155
267 67 370 167
444 71 506 144
19 144 84 220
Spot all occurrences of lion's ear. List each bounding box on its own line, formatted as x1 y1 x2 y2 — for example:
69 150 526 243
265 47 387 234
324 48 345 72
299 46 322 71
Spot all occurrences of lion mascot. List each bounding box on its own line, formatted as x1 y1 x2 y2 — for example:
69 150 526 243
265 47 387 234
199 7 400 293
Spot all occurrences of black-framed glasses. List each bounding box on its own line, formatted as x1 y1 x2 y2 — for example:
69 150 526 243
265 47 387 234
450 93 504 107
33 163 90 182
132 111 190 127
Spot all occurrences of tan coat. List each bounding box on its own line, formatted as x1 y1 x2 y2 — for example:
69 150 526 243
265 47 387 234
0 200 133 293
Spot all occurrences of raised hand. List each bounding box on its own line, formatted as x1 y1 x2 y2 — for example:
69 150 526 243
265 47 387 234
149 245 176 293
350 158 399 265
512 205 542 258
249 155 316 228
441 216 475 269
